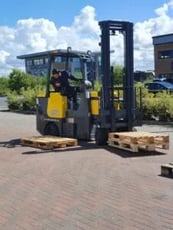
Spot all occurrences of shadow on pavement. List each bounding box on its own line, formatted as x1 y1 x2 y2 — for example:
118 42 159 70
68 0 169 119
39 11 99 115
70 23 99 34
0 139 21 148
21 141 167 158
105 145 167 158
158 174 173 179
0 138 167 158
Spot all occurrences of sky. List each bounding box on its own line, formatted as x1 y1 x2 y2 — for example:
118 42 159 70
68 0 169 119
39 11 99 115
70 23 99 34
0 0 173 75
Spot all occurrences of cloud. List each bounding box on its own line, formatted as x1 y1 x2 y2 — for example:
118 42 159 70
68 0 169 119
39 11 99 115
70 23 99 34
133 0 173 70
1 2 173 75
15 18 58 51
72 6 100 36
0 50 10 64
155 3 169 16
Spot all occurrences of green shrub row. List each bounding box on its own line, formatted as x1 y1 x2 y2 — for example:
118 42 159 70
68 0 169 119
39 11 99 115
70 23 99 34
135 82 173 122
0 69 46 113
142 93 173 121
0 69 173 121
7 89 37 112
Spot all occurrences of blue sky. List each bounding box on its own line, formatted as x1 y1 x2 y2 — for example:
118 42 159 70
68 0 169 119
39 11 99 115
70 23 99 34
0 0 173 74
0 0 167 26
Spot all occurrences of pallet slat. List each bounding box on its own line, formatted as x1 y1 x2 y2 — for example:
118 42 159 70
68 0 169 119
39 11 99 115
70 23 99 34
20 136 78 150
108 140 155 152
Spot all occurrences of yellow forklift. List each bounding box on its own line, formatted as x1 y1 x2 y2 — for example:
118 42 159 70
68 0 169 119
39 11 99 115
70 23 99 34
36 20 142 145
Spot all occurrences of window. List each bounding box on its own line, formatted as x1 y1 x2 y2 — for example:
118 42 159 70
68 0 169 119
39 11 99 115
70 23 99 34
70 57 81 74
33 58 44 65
158 50 173 59
26 59 33 66
44 57 49 64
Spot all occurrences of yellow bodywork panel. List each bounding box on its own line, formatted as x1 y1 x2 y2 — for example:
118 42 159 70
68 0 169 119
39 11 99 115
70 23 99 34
90 91 100 116
114 101 121 110
90 90 121 114
113 90 122 110
47 92 67 119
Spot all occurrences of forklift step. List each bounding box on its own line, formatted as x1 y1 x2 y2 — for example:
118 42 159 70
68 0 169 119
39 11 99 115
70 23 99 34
108 131 169 152
161 163 173 178
20 136 78 150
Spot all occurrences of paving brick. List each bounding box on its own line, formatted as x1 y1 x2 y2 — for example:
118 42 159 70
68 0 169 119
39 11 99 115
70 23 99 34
0 112 173 229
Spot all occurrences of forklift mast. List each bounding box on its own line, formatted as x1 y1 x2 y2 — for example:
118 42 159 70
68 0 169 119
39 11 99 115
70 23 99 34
99 20 135 131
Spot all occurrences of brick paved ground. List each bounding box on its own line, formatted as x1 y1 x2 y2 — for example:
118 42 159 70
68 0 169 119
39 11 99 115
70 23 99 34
0 112 173 230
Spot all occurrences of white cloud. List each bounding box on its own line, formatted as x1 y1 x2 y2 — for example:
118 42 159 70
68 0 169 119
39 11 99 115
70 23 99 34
72 6 100 36
15 18 58 52
133 0 173 70
1 2 173 75
0 50 10 64
155 3 169 16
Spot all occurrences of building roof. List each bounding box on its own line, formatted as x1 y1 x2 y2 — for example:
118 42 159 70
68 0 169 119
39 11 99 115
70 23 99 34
152 33 173 45
17 49 91 59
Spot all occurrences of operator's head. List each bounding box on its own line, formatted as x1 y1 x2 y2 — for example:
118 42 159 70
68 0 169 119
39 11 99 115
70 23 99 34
52 69 60 77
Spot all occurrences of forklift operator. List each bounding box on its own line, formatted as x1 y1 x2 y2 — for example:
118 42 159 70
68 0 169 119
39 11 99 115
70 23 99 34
50 68 80 107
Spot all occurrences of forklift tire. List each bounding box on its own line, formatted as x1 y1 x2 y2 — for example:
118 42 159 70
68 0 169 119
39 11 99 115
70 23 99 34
95 128 108 146
44 123 59 136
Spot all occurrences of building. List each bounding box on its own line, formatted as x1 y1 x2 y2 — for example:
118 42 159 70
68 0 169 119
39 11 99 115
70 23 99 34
17 49 102 81
134 70 154 82
152 34 173 83
17 50 63 76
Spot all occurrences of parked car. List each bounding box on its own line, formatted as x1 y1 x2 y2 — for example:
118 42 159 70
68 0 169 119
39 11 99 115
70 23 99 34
145 81 173 94
153 77 166 82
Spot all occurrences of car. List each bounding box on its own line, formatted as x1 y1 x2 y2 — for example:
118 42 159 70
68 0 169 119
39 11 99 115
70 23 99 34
153 77 166 82
145 81 173 94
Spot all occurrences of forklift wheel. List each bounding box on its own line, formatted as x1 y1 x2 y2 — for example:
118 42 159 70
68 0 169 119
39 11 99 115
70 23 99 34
44 123 59 136
95 128 108 146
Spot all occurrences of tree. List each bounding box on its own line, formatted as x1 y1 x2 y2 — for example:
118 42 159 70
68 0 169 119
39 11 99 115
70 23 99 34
8 69 46 94
8 69 31 94
113 65 124 85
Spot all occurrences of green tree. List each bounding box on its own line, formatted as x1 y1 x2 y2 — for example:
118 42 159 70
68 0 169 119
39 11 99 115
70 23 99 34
113 65 124 85
8 69 46 94
8 69 31 94
0 77 10 96
6 69 46 112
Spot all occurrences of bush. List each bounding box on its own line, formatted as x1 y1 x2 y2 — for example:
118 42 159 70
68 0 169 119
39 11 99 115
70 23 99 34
142 96 156 120
7 93 23 111
5 69 46 112
0 77 10 96
22 89 37 111
8 69 46 94
7 89 37 112
135 82 173 122
155 93 173 121
142 91 173 121
3 69 173 122
167 100 173 121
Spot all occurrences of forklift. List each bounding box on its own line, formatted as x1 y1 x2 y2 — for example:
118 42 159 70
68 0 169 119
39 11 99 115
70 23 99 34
36 20 142 145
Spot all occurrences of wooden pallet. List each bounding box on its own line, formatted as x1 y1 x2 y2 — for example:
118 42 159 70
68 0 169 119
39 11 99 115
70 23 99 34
108 131 169 152
108 139 156 152
20 136 78 150
161 163 173 177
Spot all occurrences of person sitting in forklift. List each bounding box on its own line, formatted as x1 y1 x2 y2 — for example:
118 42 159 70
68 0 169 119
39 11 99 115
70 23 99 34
50 68 81 109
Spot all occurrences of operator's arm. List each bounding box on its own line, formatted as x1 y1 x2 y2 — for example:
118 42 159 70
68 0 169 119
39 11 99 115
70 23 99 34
69 74 79 81
62 70 81 82
50 78 60 86
50 77 61 91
